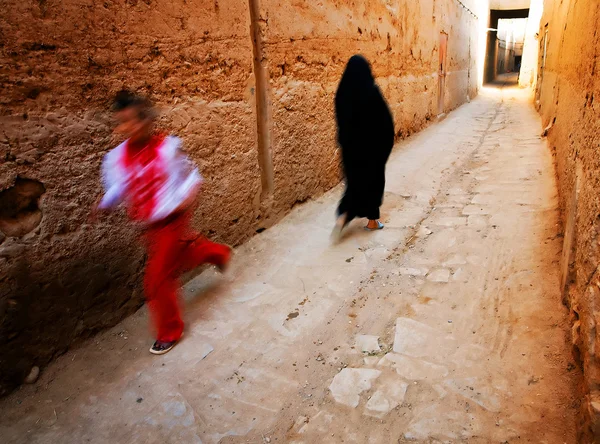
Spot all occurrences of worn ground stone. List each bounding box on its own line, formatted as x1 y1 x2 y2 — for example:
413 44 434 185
468 215 489 228
378 353 449 381
417 226 433 237
404 405 479 441
444 377 502 412
452 267 468 282
355 335 380 353
329 368 381 408
393 318 454 358
398 267 429 277
363 356 380 366
427 268 451 283
365 379 408 418
443 254 467 266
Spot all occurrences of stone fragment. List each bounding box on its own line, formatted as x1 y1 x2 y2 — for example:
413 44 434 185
365 380 408 417
329 368 381 407
443 377 501 412
427 269 450 283
24 366 40 384
443 254 467 266
404 405 474 440
294 416 309 431
393 318 454 358
398 267 428 277
417 226 433 237
364 356 380 366
356 335 380 353
452 268 467 282
378 353 448 381
468 215 488 228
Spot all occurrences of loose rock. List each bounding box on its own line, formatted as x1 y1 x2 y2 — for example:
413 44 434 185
24 366 40 384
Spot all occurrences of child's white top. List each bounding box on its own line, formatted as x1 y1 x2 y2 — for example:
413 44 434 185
99 136 202 223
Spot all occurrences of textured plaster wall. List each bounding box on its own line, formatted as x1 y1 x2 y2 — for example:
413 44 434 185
535 0 600 440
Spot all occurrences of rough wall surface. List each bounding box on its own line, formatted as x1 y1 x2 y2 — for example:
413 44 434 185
0 0 486 396
535 0 600 440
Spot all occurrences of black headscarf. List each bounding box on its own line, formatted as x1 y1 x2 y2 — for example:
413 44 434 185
335 55 376 132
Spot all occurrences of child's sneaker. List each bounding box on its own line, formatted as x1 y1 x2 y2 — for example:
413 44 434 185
149 334 183 355
217 247 233 273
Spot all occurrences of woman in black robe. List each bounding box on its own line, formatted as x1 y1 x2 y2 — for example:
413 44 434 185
332 55 395 240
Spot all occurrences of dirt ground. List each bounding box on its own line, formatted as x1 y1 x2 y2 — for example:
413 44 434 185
0 76 580 443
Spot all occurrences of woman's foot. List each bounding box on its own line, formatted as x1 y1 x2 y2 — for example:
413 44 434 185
331 213 347 243
365 220 384 231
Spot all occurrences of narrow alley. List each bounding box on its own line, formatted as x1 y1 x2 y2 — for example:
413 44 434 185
0 77 578 443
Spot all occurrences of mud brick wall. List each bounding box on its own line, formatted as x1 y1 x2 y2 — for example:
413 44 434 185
0 0 486 396
535 0 600 440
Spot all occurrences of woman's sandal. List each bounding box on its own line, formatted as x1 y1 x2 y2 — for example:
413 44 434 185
364 221 384 231
331 214 347 243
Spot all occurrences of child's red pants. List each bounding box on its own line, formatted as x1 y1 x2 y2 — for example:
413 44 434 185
143 212 230 343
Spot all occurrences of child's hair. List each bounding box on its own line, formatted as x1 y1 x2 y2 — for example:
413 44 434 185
112 89 156 121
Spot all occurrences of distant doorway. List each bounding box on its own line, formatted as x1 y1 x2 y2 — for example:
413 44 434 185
438 32 448 116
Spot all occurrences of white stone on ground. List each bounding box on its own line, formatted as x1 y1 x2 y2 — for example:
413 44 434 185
365 378 409 417
442 254 467 266
363 356 380 366
378 353 448 381
468 215 488 228
417 226 433 236
398 267 429 277
452 268 467 282
430 217 467 227
393 318 454 358
404 405 475 440
355 334 380 353
427 269 450 283
443 377 501 412
329 368 381 408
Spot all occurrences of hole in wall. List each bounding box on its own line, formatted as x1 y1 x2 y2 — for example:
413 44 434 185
0 177 46 237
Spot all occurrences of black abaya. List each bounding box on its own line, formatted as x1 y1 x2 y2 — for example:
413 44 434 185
335 55 395 222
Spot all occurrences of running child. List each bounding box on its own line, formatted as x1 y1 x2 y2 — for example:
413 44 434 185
92 90 231 355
